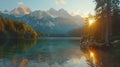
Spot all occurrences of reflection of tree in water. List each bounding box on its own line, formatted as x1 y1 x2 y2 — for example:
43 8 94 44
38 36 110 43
80 46 120 67
0 39 38 58
5 49 81 67
0 40 84 67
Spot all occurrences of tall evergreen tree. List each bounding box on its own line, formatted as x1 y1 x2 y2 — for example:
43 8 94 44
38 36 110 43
94 0 120 45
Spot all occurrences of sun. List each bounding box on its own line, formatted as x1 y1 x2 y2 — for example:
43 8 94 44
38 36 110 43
89 18 95 26
90 51 94 58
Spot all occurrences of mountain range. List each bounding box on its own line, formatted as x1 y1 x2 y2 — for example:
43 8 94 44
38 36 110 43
0 6 85 36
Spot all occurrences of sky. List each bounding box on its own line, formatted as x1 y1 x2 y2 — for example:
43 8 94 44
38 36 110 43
0 0 95 17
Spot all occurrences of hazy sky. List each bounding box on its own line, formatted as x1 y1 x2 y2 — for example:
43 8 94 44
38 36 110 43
0 0 95 17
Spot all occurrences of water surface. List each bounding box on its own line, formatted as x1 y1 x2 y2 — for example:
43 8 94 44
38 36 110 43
0 38 89 67
0 38 120 67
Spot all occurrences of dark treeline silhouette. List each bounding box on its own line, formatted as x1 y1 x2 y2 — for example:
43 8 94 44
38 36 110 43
91 0 120 43
82 1 120 66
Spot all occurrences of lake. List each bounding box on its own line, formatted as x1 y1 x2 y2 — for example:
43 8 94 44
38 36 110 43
0 37 89 67
0 37 120 67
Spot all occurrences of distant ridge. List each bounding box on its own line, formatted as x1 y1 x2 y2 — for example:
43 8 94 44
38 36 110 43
0 6 85 36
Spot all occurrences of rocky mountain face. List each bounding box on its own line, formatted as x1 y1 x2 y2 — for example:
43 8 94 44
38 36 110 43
0 6 85 36
10 6 32 16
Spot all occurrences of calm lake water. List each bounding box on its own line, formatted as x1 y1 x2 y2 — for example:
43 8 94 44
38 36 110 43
0 37 89 67
0 37 120 67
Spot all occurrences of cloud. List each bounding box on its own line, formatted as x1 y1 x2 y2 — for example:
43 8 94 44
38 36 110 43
54 0 66 5
18 2 24 5
60 0 66 4
80 11 90 18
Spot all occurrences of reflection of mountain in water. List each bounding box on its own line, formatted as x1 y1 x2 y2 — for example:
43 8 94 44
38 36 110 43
0 39 89 67
1 39 119 67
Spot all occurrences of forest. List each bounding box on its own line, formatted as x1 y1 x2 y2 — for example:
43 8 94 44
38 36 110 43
0 16 39 39
85 0 120 44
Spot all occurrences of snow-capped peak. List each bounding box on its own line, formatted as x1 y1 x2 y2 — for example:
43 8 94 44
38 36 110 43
29 10 51 19
58 8 71 18
58 8 66 13
10 6 32 16
1 10 9 14
48 8 57 13
48 8 71 18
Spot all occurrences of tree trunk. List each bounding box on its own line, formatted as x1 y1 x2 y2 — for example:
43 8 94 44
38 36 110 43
105 0 111 46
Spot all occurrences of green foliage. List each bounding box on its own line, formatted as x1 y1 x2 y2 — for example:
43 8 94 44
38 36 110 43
93 0 120 42
110 35 120 42
0 16 39 39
